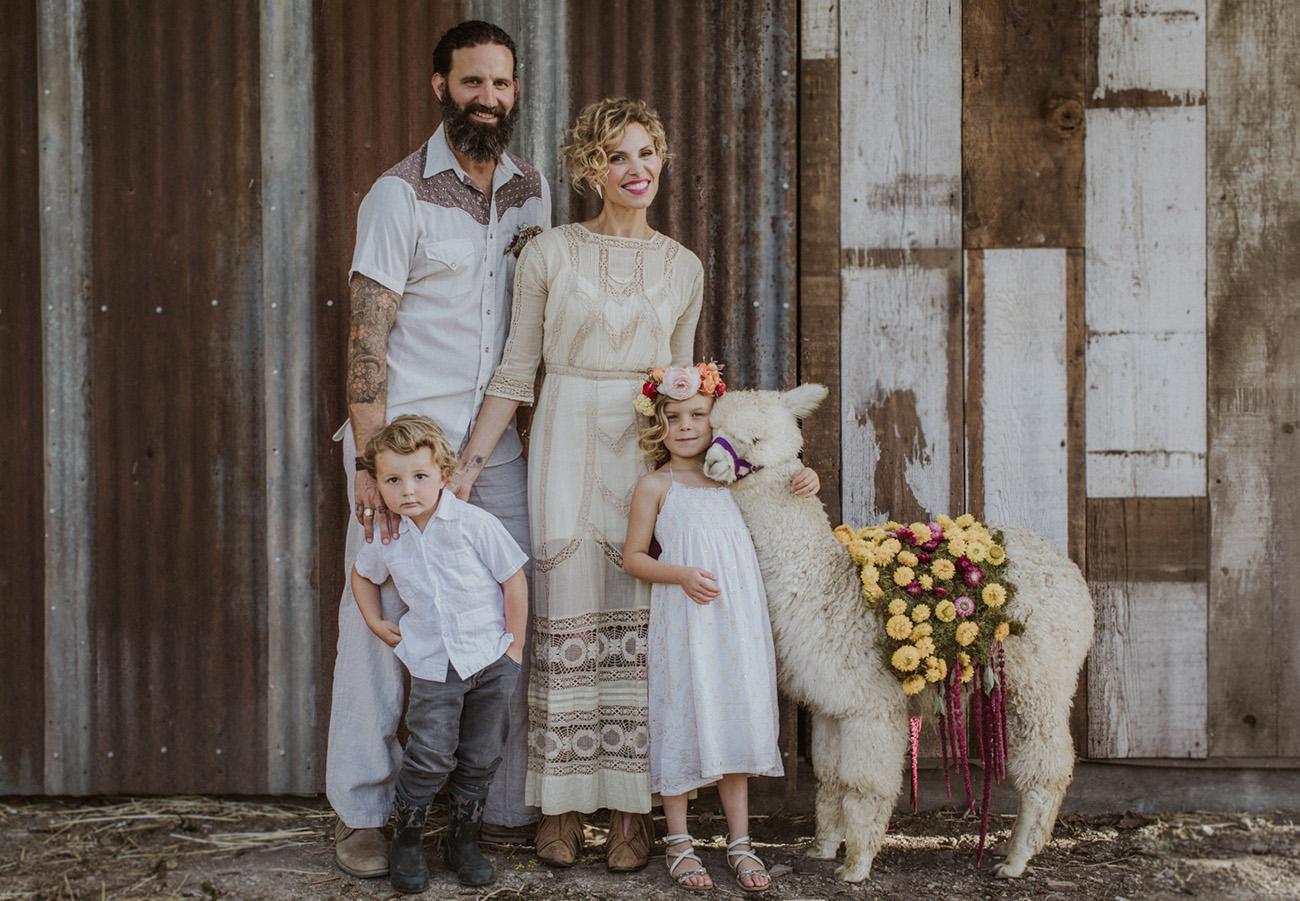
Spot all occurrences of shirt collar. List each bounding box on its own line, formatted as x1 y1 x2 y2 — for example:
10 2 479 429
397 488 459 535
424 123 522 186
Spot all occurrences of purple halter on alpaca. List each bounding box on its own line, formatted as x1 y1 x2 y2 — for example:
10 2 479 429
710 436 764 481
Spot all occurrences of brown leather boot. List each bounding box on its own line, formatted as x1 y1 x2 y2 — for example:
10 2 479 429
605 810 655 872
334 818 388 878
534 812 584 867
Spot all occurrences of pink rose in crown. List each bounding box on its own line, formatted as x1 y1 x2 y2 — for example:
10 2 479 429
660 366 702 400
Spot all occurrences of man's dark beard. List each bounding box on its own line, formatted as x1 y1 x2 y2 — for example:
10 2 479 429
441 92 518 163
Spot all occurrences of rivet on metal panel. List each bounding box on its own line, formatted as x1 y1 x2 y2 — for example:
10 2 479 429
154 306 162 314
211 299 219 306
99 305 107 312
106 751 114 758
752 301 760 308
326 300 334 307
215 748 223 755
781 181 789 190
271 302 278 309
161 746 168 753
781 69 789 77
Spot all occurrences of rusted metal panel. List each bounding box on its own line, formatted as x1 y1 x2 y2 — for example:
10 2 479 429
86 0 267 792
565 0 798 390
0 0 45 795
312 0 469 753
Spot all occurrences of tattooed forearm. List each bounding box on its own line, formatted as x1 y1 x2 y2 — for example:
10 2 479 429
347 274 400 407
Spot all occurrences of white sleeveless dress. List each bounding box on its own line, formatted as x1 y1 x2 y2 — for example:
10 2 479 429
647 472 784 796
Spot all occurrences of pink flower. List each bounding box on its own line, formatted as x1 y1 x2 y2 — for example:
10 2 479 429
922 539 940 552
906 581 924 597
955 595 975 617
659 366 701 400
896 527 916 545
934 586 947 598
963 567 985 587
928 521 944 539
918 552 933 563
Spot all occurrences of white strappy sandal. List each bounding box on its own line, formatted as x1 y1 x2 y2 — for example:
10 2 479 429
663 833 713 891
725 834 771 893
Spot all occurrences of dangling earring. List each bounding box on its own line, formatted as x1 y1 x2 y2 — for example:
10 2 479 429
593 180 603 199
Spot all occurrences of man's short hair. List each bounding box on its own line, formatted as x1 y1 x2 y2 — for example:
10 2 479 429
359 415 459 479
432 20 517 79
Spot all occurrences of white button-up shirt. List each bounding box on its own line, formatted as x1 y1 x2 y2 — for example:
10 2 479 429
353 489 528 681
347 125 551 464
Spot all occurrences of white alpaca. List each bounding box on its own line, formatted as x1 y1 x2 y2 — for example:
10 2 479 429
703 384 1094 882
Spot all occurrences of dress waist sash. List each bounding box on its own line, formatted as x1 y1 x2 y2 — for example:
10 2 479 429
546 364 644 381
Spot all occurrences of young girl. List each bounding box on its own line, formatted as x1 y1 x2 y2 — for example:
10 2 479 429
623 363 784 893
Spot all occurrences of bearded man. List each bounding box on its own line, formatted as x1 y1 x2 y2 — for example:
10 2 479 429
327 20 549 878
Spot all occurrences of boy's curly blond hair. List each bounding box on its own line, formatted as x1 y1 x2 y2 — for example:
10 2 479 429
563 97 671 196
359 415 458 479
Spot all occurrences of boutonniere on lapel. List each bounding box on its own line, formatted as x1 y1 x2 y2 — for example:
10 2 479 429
504 224 544 258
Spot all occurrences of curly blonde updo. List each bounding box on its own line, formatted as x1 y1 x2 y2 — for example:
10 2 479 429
563 97 671 196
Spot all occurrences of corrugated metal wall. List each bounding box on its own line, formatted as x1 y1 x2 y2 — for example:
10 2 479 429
0 0 45 795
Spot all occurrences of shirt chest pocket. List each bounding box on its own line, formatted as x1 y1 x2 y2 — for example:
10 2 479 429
417 238 480 296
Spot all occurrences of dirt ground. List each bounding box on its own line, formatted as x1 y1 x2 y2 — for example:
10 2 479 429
1 797 1297 900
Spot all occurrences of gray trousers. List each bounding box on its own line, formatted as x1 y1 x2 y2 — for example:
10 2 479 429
398 654 521 802
326 431 538 828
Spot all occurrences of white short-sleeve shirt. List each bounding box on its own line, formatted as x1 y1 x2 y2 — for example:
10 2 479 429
347 125 551 464
353 489 528 681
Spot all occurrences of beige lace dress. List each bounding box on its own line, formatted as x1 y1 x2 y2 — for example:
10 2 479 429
486 222 703 814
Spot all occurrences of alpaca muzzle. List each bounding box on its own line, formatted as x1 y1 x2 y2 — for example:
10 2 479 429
706 436 762 483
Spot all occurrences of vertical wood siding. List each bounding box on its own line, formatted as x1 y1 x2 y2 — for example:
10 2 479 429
1207 0 1300 758
0 0 45 794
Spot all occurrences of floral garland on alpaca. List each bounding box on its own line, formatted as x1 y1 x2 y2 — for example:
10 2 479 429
833 514 1025 862
632 361 726 416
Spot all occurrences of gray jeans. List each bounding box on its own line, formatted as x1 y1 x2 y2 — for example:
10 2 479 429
398 653 522 803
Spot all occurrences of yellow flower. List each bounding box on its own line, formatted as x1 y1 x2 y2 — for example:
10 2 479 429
909 522 933 544
884 521 903 532
911 603 931 623
934 600 957 622
955 621 979 647
859 564 880 585
936 514 956 530
863 582 884 601
931 558 956 581
891 644 921 672
919 574 934 590
833 524 854 545
957 650 971 670
988 543 1006 565
966 542 988 563
956 513 976 528
634 394 656 417
886 614 914 640
947 537 968 557
892 566 916 587
880 537 902 558
924 656 948 682
994 621 1011 642
888 599 908 616
847 540 873 566
860 526 887 542
982 583 1007 608
897 550 919 567
902 674 927 695
911 621 933 639
914 636 936 658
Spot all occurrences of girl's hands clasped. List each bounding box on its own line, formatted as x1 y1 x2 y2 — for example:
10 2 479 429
678 567 720 605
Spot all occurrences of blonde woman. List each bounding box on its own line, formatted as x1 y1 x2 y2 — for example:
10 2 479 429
457 98 817 871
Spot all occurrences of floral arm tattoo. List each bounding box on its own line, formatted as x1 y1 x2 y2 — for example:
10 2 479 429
347 274 400 408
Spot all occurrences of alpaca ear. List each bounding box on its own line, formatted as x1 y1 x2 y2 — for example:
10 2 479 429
781 383 828 419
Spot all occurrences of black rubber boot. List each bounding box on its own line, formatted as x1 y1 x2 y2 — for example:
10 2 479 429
445 791 494 886
389 792 430 894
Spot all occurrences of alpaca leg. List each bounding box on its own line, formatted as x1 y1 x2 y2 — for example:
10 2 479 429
994 699 1073 878
807 714 845 859
834 713 906 883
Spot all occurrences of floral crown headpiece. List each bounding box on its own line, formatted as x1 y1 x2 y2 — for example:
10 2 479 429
633 362 726 417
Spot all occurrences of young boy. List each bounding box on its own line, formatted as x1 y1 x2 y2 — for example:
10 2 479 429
352 415 527 893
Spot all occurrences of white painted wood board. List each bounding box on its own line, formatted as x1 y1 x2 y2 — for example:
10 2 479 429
1085 106 1206 497
1095 0 1206 102
841 263 959 524
840 0 961 249
801 0 838 60
1088 581 1208 759
978 250 1070 554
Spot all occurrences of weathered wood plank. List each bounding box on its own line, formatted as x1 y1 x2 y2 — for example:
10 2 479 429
977 250 1070 553
1066 249 1089 755
1087 581 1207 758
962 0 1085 249
1085 106 1206 497
1092 0 1206 107
799 1 840 527
840 0 960 250
842 258 964 525
1087 497 1209 583
965 251 985 521
1207 0 1300 758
